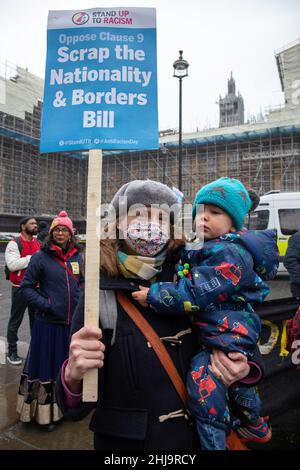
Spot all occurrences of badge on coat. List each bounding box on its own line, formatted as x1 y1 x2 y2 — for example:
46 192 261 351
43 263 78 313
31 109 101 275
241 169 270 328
70 262 80 275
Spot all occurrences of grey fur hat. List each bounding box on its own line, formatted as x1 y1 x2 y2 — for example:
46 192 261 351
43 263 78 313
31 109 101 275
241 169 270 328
110 179 179 216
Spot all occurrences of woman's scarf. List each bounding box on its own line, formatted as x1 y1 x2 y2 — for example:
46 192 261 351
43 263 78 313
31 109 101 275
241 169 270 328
117 249 167 281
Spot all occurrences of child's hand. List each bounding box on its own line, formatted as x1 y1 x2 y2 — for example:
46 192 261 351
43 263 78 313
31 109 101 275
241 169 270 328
132 286 149 307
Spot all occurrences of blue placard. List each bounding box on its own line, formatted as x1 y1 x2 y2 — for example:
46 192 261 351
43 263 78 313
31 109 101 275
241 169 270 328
40 7 158 153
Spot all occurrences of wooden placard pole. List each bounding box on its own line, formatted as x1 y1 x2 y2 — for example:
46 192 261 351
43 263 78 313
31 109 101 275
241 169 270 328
83 148 102 402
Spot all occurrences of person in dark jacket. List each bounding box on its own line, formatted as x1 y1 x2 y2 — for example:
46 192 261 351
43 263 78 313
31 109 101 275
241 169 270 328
55 180 263 450
17 211 83 429
133 177 279 450
36 220 49 244
283 231 300 298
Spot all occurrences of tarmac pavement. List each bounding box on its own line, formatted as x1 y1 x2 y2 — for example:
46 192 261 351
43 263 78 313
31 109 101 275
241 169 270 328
0 253 292 451
0 362 93 450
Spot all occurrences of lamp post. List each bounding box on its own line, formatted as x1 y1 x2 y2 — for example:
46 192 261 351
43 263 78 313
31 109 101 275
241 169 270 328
173 50 189 192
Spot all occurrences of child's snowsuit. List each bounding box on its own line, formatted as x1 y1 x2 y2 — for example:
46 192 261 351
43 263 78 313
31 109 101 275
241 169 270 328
147 229 279 449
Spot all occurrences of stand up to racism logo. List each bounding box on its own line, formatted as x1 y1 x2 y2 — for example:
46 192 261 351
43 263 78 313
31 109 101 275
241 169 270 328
72 12 90 25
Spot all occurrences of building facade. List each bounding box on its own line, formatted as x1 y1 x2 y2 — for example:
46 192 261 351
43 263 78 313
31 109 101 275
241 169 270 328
0 66 88 230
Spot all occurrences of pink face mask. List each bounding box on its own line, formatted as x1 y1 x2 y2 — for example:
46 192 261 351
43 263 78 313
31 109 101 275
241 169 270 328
124 221 169 256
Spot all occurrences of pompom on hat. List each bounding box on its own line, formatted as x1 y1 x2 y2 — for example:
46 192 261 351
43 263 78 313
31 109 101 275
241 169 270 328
49 210 74 235
192 177 251 231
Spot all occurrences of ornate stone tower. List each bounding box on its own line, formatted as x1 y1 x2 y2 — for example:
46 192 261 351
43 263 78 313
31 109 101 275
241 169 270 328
219 72 244 127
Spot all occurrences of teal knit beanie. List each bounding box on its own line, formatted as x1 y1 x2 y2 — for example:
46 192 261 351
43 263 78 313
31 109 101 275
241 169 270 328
192 177 251 230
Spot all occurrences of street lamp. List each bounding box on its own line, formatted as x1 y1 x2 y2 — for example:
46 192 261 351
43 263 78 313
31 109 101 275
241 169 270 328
173 50 189 192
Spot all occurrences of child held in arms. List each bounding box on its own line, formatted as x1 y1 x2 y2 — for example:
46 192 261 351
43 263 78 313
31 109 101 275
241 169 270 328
133 177 278 450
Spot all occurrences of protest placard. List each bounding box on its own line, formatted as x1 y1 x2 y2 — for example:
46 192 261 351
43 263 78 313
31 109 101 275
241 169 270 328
40 7 158 152
40 7 158 401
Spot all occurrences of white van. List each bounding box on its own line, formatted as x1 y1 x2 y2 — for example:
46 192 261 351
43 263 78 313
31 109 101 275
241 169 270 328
248 191 300 273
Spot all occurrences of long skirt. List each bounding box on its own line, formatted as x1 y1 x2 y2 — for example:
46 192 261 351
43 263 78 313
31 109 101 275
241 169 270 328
16 318 70 425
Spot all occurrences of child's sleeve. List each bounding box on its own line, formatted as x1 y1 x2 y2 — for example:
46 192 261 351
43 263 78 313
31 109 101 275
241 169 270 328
147 244 261 315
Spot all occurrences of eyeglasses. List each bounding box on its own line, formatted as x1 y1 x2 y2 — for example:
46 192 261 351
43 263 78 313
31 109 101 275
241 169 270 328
53 227 69 234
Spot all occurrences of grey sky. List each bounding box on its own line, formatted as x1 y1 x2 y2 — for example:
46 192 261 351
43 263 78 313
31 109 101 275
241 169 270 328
1 0 299 132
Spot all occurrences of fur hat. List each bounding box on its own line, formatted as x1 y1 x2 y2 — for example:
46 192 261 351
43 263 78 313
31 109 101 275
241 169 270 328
49 211 74 235
192 177 251 230
111 180 179 219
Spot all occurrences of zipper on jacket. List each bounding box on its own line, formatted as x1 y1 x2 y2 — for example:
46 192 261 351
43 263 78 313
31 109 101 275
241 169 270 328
65 262 71 324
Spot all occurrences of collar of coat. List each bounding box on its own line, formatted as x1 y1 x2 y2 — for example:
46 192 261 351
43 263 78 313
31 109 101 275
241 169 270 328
49 242 78 262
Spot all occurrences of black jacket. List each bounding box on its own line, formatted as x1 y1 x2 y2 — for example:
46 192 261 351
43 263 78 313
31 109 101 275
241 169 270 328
20 244 83 324
55 261 263 450
284 231 300 297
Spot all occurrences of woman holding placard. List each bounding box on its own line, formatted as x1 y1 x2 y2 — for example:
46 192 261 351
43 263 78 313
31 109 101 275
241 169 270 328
55 180 262 449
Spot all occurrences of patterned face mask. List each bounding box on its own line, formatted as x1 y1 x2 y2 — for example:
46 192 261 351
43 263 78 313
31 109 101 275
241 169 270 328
124 221 169 256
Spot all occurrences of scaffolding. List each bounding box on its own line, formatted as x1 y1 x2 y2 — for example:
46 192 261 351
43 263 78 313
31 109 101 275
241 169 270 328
0 102 88 219
101 126 300 204
1 104 300 218
0 49 300 223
